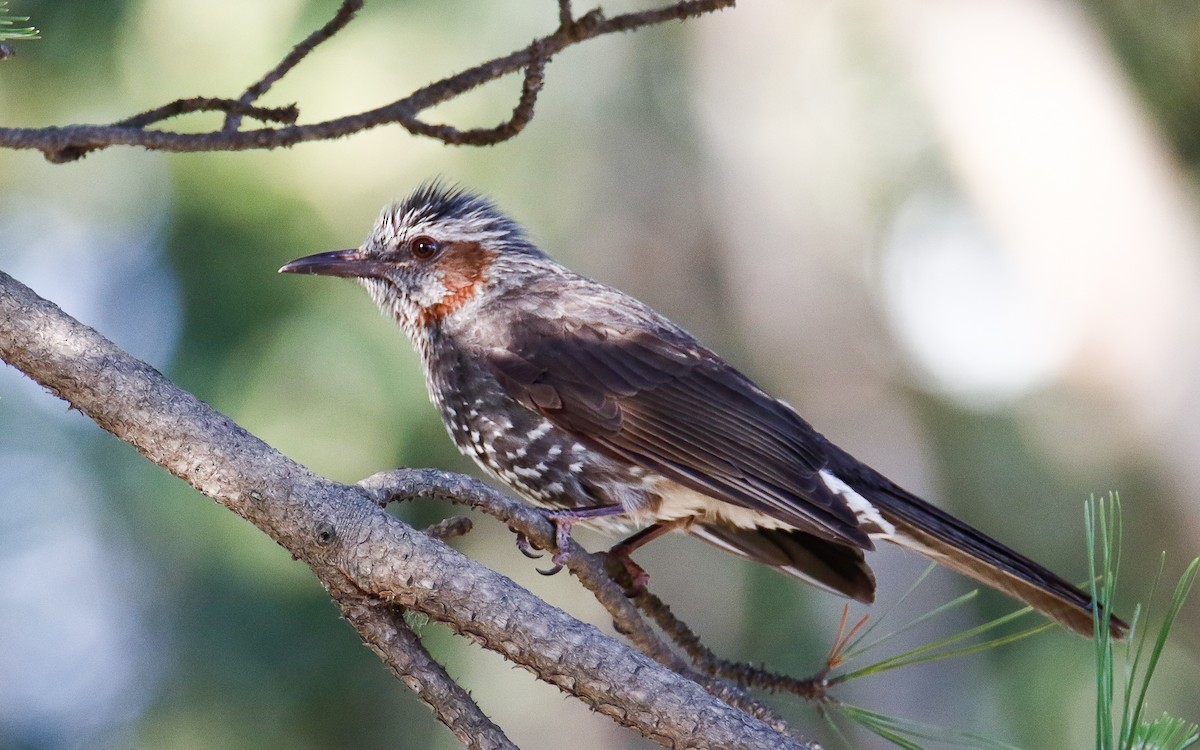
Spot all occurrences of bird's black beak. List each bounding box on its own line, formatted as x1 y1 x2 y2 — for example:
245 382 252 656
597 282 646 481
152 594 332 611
278 248 378 278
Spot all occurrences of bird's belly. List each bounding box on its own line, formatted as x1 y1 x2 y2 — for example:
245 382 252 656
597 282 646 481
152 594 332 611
652 481 798 531
434 386 655 515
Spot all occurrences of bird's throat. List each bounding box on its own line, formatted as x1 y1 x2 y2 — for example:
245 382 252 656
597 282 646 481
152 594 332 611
417 242 494 327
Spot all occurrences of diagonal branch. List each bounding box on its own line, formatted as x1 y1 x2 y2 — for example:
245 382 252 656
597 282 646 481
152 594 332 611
0 0 733 163
0 268 812 750
222 0 364 132
633 588 832 701
360 469 805 736
335 594 518 750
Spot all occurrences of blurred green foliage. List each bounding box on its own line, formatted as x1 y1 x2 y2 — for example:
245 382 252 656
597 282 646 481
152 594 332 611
2 1 1198 749
1082 0 1200 166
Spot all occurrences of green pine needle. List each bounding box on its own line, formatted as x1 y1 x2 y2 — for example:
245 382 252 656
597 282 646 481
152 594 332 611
830 703 1022 750
1128 556 1199 745
0 1 39 41
821 493 1196 750
843 581 978 661
1089 493 1121 748
842 563 942 657
1132 714 1200 750
835 602 1049 683
1087 493 1199 750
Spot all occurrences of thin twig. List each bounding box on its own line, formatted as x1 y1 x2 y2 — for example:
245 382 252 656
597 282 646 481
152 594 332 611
633 588 832 701
120 97 299 129
404 52 547 146
358 468 681 666
566 543 800 734
48 98 300 164
557 0 574 30
0 0 734 162
223 0 364 132
336 594 518 750
423 515 474 541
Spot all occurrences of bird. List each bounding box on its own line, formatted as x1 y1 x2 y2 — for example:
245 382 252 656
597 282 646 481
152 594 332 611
280 181 1127 639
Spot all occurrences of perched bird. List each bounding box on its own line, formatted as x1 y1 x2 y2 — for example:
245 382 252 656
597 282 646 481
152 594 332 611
281 182 1126 638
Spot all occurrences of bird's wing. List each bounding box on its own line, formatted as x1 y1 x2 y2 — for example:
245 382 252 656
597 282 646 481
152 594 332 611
688 524 876 602
480 308 871 549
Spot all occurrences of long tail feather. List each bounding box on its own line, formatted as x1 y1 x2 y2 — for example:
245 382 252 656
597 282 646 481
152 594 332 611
870 486 1128 639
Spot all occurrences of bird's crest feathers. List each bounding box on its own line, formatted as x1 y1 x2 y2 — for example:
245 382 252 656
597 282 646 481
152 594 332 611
375 181 533 252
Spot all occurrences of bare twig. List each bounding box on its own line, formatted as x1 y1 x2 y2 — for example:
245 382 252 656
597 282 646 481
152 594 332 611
0 269 811 750
633 588 833 701
336 594 518 750
422 515 474 541
557 0 575 31
0 0 734 162
46 98 301 163
358 468 686 669
404 53 548 146
119 97 299 129
223 0 364 132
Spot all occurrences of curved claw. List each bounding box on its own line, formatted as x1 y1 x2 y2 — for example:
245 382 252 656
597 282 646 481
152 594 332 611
536 544 572 576
524 505 626 575
514 533 544 559
540 547 571 576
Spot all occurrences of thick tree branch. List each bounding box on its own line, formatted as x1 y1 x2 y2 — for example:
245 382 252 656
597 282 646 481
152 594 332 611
0 0 733 163
0 269 813 749
361 469 805 736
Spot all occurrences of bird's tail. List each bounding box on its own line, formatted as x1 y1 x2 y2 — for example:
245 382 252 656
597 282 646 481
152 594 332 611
689 524 877 604
871 487 1128 639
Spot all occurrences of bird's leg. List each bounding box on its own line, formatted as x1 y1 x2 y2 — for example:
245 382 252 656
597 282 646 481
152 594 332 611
605 520 686 591
533 503 627 575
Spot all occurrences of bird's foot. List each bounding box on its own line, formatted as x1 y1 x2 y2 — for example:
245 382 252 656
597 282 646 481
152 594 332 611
604 548 651 592
530 504 626 576
534 511 582 576
602 520 686 592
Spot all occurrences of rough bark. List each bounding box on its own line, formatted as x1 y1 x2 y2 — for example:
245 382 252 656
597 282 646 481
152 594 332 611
0 269 814 749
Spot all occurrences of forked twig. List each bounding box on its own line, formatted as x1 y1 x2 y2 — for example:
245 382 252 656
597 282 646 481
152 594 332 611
0 0 734 162
223 0 365 132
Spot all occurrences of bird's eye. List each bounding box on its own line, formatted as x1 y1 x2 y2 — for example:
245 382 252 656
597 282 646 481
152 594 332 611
410 236 441 260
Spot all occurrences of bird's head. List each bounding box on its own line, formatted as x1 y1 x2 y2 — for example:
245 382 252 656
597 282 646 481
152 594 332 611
280 182 546 336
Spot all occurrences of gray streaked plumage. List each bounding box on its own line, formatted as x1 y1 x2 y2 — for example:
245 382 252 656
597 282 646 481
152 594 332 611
280 182 1126 638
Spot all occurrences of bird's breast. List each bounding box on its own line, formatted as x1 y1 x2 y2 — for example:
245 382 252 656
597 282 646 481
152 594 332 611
421 339 655 521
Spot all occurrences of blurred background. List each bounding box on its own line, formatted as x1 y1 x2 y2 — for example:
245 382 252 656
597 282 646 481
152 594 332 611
2 0 1199 747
